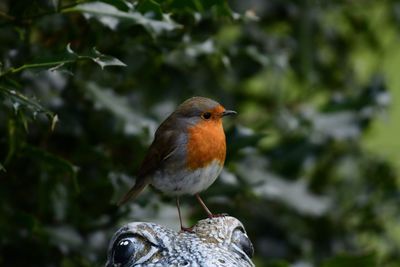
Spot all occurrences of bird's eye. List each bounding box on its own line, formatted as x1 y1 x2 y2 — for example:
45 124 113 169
201 112 212 120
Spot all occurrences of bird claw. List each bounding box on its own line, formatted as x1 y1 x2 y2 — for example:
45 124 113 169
180 226 195 233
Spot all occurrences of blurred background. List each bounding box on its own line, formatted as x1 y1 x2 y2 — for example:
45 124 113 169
1 0 399 266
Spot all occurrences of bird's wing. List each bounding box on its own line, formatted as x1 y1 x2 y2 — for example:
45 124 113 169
137 129 179 178
118 118 181 205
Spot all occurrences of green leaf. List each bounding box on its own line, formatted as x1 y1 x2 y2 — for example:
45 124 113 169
322 253 377 267
63 2 181 36
90 48 127 69
66 43 127 69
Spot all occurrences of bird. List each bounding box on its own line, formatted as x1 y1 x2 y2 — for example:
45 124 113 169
118 96 236 231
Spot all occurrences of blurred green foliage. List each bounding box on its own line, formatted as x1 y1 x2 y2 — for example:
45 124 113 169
1 0 399 266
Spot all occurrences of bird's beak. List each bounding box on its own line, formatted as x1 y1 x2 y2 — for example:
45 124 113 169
221 110 237 117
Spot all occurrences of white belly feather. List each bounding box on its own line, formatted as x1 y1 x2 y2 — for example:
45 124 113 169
151 160 223 195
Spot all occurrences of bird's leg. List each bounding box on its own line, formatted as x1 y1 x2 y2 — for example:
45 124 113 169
176 196 194 233
195 194 214 218
195 194 228 218
195 194 212 217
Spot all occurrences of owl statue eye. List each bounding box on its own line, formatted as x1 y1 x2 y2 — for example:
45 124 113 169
113 237 136 265
110 234 160 267
201 112 212 120
231 227 254 259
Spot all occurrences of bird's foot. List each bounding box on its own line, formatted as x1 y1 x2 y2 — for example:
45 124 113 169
180 226 195 233
207 213 229 219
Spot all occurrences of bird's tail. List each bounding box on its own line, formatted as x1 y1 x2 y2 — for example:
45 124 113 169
117 178 149 206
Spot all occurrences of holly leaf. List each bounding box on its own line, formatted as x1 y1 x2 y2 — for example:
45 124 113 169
63 1 181 36
90 48 127 69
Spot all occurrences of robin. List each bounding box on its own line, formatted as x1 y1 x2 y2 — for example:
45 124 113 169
118 96 236 231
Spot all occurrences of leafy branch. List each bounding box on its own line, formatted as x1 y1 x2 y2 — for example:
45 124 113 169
0 44 126 135
0 44 126 79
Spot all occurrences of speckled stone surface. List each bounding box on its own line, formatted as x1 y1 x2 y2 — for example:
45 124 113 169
106 216 255 267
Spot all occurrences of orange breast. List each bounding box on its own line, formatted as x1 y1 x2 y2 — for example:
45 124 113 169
186 119 226 170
